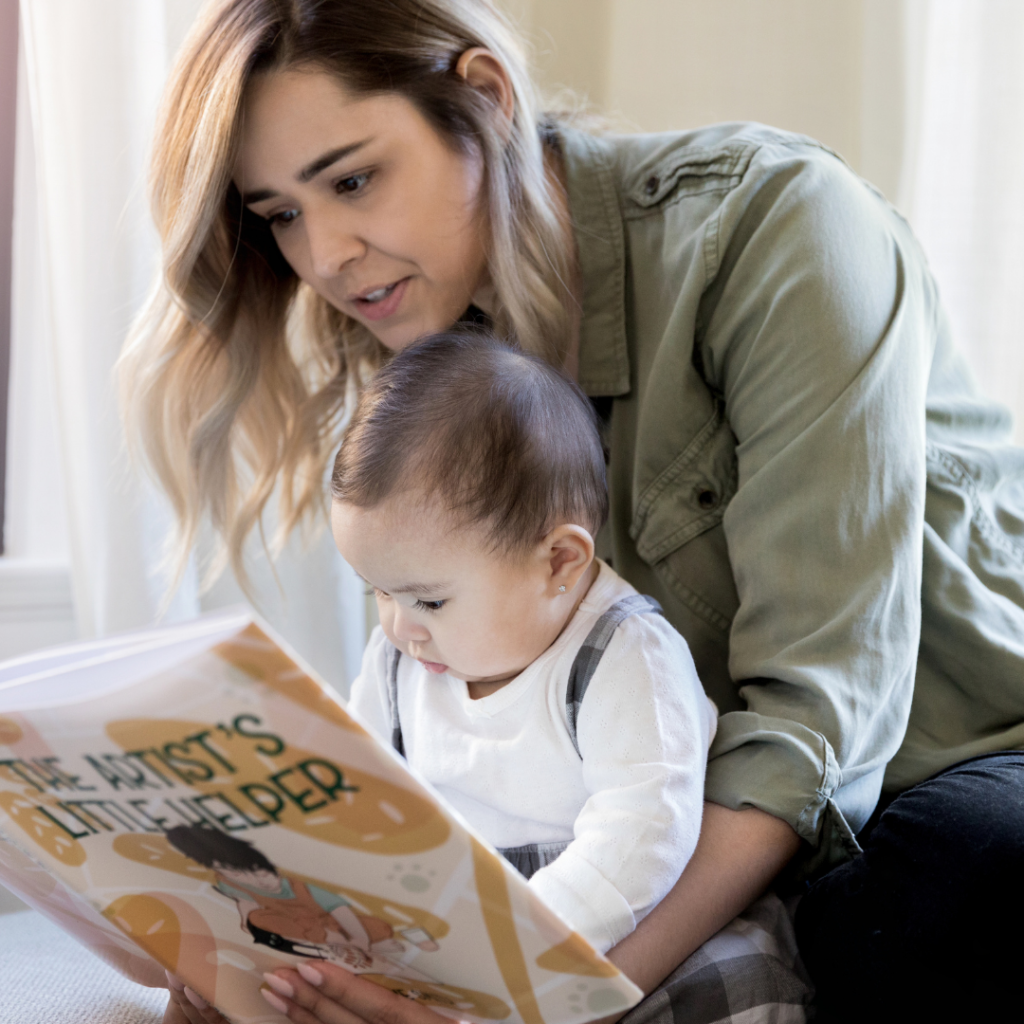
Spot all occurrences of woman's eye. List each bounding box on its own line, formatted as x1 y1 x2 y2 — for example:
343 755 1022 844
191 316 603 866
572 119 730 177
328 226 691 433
267 208 299 227
335 171 372 195
415 599 446 613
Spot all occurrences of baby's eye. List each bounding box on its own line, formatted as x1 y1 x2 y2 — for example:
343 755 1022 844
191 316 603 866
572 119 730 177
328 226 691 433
415 599 446 613
365 585 390 601
335 171 372 195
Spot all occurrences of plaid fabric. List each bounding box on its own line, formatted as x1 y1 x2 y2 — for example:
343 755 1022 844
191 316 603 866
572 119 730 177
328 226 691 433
497 840 571 878
564 594 663 754
620 894 813 1024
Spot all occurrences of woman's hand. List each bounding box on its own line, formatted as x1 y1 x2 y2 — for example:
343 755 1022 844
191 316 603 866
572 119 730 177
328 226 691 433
260 963 450 1024
163 972 230 1024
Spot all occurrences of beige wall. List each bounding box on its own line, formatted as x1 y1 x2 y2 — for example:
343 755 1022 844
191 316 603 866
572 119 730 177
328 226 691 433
501 0 908 202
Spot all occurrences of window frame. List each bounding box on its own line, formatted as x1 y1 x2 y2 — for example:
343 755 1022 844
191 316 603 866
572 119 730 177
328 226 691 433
0 1 20 555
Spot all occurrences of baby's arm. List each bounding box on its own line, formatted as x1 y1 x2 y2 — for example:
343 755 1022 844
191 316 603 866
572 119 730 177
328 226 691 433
529 616 716 954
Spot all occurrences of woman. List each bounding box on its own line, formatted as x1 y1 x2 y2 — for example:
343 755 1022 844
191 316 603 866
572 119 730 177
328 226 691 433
123 2 1024 1023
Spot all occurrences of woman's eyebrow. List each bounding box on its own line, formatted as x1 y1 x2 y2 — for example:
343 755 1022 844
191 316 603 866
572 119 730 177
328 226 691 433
241 139 373 204
297 139 372 183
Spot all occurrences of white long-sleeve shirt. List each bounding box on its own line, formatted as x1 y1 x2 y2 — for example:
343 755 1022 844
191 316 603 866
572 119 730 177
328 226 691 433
349 560 717 953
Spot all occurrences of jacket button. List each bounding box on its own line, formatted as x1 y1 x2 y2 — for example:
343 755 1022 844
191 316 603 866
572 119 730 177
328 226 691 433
644 175 660 196
697 488 718 510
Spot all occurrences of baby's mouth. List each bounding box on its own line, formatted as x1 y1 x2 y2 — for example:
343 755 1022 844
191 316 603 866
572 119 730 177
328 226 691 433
418 659 448 675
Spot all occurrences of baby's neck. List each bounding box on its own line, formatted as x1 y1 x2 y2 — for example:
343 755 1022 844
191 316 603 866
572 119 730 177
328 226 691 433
465 560 600 701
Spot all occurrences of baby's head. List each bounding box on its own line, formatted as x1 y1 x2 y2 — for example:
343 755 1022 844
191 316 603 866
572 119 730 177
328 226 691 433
331 332 608 687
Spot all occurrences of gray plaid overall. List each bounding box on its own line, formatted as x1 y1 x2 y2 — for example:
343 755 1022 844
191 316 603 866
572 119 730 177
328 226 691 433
384 593 662 878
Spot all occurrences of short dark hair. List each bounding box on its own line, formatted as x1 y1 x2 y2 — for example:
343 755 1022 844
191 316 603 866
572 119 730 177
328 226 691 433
165 825 276 873
331 332 608 554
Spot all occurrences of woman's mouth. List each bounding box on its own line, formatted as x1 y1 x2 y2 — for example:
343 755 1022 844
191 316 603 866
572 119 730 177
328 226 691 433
351 278 410 321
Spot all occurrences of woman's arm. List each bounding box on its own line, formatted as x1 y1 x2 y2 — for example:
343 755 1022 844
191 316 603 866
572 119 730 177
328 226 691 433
605 803 799 991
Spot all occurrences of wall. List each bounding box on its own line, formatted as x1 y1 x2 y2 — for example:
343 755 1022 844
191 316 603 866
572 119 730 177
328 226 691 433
501 0 908 203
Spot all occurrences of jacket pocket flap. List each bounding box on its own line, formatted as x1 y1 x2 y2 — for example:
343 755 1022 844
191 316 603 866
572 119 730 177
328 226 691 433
630 405 738 564
626 142 756 207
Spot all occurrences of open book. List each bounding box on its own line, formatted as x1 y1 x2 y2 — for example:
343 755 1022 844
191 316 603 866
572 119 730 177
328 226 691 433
0 610 643 1024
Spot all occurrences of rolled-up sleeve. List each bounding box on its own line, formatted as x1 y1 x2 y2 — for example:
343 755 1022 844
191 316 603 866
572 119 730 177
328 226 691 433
700 145 936 869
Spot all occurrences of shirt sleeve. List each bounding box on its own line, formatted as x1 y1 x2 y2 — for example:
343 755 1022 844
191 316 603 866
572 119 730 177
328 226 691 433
527 615 716 952
699 142 933 870
346 626 394 743
306 883 351 915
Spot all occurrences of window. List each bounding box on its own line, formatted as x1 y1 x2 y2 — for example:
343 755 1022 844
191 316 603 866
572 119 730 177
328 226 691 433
0 1 19 554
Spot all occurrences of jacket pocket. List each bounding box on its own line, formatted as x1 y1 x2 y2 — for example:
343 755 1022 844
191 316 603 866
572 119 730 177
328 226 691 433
630 403 741 634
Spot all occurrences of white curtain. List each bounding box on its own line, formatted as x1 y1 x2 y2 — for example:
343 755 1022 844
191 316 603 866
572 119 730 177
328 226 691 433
9 0 365 691
900 0 1024 441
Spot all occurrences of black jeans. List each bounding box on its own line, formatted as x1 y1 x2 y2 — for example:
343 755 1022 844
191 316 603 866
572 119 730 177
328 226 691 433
795 751 1024 1023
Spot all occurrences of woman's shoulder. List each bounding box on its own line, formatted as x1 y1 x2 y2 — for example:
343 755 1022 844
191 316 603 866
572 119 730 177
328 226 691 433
560 120 856 214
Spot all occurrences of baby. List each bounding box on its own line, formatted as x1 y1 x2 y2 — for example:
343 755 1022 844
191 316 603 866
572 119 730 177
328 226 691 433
331 332 717 955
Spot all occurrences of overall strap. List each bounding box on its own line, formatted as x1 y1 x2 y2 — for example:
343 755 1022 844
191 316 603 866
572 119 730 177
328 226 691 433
386 645 405 757
565 593 663 756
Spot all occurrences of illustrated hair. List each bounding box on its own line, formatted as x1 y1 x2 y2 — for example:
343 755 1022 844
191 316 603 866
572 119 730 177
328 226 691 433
117 0 576 594
331 332 607 552
165 824 276 873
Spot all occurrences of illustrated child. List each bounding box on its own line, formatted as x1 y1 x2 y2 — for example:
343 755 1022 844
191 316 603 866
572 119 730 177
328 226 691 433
332 331 719 955
164 824 438 980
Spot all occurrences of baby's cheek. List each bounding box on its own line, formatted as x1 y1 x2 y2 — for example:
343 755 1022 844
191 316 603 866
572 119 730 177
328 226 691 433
377 603 399 648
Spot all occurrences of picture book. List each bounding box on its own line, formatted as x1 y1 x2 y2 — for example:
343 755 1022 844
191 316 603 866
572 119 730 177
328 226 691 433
0 609 643 1024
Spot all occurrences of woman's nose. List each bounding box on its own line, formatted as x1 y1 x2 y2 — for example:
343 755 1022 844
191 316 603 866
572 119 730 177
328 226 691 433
390 605 430 644
305 211 364 280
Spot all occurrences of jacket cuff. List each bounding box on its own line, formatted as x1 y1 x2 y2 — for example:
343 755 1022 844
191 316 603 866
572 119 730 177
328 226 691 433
528 848 636 954
705 710 864 874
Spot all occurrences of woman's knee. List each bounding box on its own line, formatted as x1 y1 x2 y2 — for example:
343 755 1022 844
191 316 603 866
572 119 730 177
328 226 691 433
796 752 1024 1020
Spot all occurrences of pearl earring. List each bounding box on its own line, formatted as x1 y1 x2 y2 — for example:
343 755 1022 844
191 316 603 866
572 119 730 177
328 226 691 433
558 585 566 592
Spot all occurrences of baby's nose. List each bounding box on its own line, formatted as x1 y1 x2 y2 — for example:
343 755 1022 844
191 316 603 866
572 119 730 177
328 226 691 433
391 606 430 643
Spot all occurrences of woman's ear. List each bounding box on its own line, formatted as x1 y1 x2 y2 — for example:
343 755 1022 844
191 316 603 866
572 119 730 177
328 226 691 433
541 525 595 597
455 47 515 138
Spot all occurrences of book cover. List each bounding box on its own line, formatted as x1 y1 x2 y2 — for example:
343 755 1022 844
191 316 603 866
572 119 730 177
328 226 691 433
0 610 643 1024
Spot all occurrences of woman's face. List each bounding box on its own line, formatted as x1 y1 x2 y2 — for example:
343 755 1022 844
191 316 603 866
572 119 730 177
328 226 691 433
235 69 489 352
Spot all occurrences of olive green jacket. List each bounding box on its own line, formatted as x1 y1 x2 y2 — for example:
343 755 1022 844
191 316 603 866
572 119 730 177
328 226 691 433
560 122 1024 872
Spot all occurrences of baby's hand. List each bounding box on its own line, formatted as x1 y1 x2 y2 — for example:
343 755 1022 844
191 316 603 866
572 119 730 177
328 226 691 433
164 971 229 1024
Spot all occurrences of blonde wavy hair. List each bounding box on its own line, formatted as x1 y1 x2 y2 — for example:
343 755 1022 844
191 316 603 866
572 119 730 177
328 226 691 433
118 0 575 591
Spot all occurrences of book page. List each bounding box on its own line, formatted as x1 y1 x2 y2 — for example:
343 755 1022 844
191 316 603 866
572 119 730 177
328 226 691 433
0 617 642 1024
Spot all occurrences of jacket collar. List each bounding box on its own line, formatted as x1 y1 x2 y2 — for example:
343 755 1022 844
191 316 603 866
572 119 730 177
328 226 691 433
559 126 631 397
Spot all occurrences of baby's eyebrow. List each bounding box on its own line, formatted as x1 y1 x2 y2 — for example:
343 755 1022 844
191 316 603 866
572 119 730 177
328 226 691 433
389 582 451 597
353 573 449 596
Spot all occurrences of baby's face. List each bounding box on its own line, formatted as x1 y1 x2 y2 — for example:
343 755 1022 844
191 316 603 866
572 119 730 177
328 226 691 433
331 495 573 688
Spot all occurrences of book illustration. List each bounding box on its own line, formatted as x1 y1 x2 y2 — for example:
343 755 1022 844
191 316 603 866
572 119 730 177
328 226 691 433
165 825 441 972
0 612 643 1024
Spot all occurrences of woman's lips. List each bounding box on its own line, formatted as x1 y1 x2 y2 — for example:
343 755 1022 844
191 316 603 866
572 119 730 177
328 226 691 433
419 660 448 674
351 277 410 322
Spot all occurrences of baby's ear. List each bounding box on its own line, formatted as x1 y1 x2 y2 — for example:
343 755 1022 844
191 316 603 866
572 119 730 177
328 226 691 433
543 524 595 597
